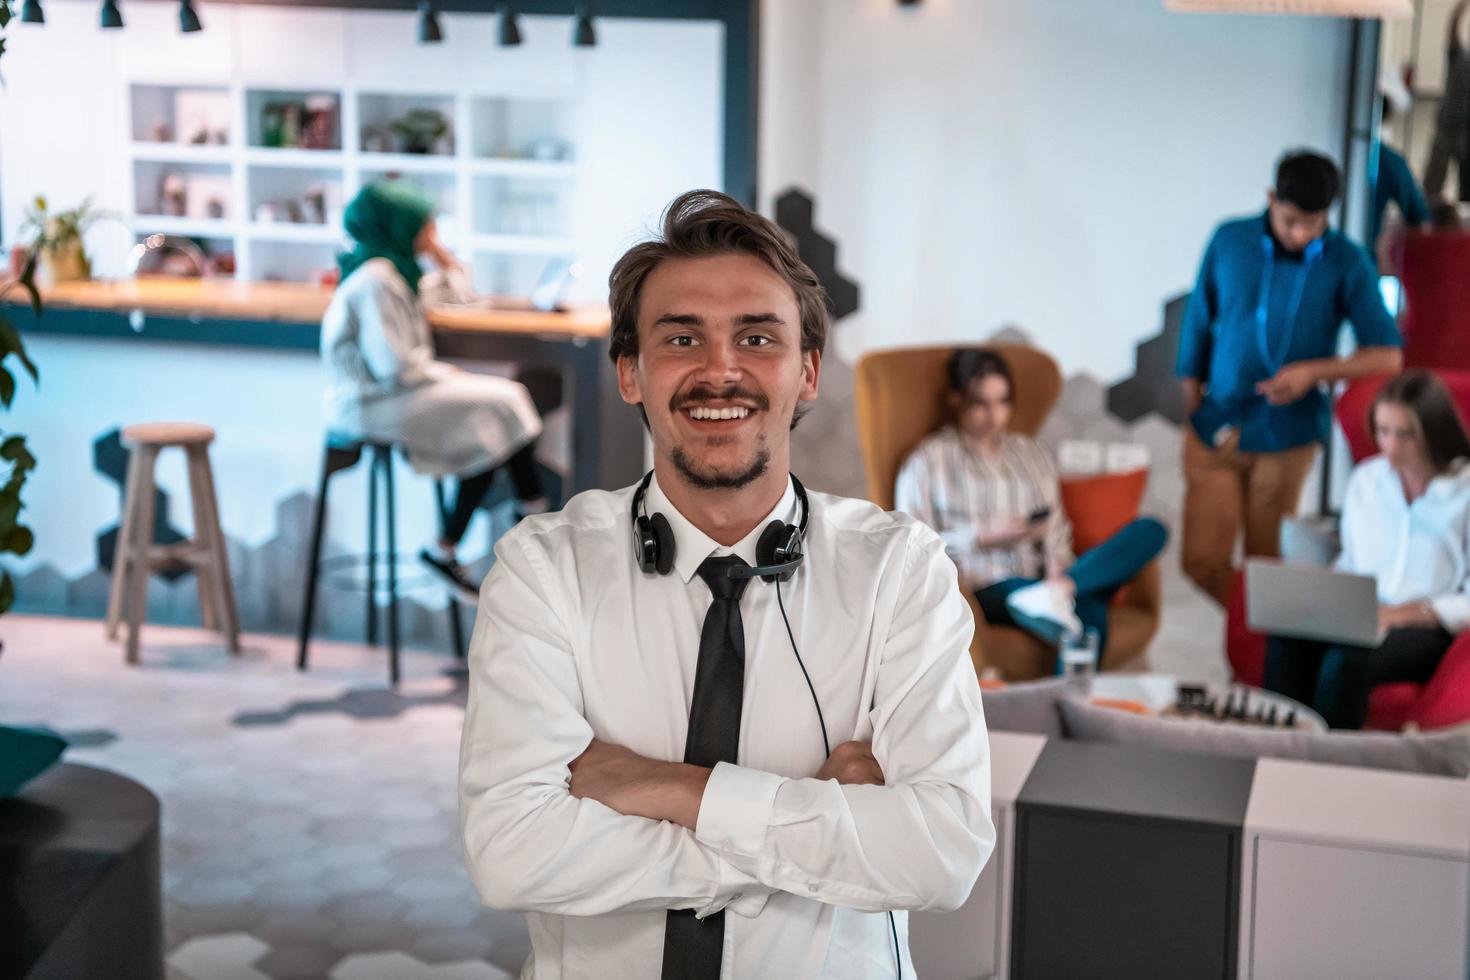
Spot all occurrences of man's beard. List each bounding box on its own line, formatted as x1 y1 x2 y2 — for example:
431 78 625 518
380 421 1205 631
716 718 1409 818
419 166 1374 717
671 444 771 490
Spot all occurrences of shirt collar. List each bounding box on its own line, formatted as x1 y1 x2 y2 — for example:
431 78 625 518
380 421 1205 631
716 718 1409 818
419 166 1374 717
1428 458 1470 500
645 473 800 585
1260 209 1311 262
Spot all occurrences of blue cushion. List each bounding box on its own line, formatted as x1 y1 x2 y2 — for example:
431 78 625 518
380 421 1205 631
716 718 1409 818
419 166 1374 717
0 725 67 797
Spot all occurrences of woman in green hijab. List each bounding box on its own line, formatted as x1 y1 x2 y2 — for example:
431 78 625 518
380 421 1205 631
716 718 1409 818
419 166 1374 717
321 182 547 605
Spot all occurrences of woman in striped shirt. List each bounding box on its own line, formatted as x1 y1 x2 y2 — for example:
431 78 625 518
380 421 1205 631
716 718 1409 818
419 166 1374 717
895 349 1166 660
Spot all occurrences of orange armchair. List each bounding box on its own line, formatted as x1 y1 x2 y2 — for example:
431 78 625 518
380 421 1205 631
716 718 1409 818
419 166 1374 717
853 343 1162 680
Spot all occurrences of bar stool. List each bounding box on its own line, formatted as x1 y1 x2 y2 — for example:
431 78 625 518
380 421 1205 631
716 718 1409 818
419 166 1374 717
296 436 465 686
106 422 240 664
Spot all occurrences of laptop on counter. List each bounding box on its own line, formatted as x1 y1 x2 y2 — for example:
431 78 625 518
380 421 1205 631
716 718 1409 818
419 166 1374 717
1245 558 1384 648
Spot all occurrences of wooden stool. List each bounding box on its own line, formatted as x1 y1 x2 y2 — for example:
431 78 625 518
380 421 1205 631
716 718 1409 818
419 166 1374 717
105 423 240 663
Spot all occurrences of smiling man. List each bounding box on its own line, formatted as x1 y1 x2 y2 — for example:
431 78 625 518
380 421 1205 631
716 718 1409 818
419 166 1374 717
459 190 994 979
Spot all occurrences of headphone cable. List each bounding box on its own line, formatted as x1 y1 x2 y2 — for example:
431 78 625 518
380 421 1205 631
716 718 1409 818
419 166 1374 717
776 579 902 980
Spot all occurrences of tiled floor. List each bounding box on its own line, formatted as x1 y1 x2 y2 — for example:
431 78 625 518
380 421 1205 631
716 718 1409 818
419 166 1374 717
0 614 528 980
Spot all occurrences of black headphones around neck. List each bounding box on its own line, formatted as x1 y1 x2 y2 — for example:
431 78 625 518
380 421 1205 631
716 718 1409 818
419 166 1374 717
630 471 809 583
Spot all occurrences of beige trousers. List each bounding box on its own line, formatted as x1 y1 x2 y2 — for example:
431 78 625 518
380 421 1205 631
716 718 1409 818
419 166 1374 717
1181 427 1318 607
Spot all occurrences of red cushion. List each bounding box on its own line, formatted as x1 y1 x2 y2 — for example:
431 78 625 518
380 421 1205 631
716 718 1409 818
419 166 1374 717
1365 683 1420 732
1336 370 1470 465
1225 569 1267 688
1058 468 1148 553
1400 232 1470 372
1408 633 1470 730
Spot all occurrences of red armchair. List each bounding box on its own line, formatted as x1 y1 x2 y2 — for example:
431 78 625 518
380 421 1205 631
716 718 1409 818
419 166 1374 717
1399 232 1470 372
1224 370 1470 730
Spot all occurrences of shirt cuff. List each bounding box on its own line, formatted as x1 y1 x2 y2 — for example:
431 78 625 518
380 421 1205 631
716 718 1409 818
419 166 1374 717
1429 595 1470 634
694 762 783 860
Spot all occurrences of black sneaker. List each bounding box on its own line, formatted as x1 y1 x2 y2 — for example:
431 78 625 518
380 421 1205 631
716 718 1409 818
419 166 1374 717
419 550 481 607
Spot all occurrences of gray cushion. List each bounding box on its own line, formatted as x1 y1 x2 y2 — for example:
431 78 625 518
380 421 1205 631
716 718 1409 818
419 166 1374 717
1058 697 1470 778
980 677 1083 738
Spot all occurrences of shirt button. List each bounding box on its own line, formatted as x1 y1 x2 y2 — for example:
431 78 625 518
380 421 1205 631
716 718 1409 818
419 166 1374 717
808 882 819 893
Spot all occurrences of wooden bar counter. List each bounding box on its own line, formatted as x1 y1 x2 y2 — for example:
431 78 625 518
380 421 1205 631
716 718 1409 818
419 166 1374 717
6 277 640 494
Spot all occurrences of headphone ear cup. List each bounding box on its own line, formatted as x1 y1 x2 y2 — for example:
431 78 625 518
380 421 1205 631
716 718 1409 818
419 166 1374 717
650 513 675 575
634 515 657 574
756 520 803 583
756 520 786 569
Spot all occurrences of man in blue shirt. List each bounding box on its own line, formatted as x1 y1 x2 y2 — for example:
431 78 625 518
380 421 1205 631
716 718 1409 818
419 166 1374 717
1177 150 1403 607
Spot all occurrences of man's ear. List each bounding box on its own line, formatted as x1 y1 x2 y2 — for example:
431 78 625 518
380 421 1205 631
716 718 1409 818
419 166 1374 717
798 349 821 402
616 354 644 407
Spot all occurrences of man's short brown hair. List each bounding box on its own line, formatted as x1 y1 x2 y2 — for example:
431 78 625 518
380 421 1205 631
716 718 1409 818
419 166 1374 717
607 189 830 364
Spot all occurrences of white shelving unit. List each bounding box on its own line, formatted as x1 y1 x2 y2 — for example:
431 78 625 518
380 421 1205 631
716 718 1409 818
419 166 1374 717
124 80 580 287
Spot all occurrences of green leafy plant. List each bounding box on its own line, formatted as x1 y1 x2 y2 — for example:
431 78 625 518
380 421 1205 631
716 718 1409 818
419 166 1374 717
390 108 451 154
21 196 103 280
0 253 41 618
0 0 15 61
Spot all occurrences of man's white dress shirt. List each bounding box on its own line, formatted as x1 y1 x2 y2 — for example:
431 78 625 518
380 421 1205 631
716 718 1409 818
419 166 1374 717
459 475 995 979
1338 455 1470 632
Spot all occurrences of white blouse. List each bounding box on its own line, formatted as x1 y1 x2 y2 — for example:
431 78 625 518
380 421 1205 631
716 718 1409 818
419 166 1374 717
894 427 1074 588
1337 455 1470 632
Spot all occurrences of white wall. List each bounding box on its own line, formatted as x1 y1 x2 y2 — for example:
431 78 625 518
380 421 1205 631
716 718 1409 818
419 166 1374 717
763 0 1352 382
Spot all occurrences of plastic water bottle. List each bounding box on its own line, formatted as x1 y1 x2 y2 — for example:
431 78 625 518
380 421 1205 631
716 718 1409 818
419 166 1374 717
1059 628 1100 686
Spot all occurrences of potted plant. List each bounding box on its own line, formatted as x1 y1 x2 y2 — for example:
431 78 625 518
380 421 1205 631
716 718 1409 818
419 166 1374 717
0 265 65 794
0 255 39 622
21 196 102 284
390 108 451 155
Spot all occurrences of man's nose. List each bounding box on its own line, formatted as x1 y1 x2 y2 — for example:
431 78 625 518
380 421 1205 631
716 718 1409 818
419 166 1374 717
696 338 742 382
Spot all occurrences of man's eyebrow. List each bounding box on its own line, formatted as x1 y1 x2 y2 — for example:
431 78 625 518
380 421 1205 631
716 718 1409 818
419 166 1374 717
736 313 785 326
652 313 703 329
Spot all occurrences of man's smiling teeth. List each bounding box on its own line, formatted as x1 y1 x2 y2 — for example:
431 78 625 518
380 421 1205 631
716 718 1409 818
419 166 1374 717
687 406 751 421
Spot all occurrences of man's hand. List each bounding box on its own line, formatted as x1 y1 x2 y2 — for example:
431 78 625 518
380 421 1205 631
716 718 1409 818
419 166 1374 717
1256 361 1321 406
569 739 709 830
816 741 885 786
1181 378 1204 414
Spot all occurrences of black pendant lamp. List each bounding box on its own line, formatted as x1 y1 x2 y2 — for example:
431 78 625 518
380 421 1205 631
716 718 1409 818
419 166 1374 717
20 0 43 24
417 0 443 42
498 2 522 46
100 0 123 29
179 0 202 33
573 2 595 47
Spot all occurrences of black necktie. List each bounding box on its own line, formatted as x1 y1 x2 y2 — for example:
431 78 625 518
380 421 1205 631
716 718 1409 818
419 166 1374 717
661 554 750 980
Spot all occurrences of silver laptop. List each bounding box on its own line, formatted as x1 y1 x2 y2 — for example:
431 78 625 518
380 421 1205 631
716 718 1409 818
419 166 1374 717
1245 558 1384 647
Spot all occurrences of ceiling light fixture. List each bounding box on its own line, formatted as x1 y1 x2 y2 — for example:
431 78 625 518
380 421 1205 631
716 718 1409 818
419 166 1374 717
417 0 443 42
573 2 596 46
179 0 202 33
498 2 522 46
100 0 123 29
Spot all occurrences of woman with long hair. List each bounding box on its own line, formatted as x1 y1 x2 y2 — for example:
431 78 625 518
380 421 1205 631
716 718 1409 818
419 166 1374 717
895 348 1166 661
1265 369 1470 728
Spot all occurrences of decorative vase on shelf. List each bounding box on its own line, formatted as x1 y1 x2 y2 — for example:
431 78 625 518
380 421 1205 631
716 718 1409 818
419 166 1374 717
39 239 90 284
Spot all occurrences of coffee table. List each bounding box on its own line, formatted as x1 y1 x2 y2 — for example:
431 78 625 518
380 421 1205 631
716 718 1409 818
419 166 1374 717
1089 672 1327 733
